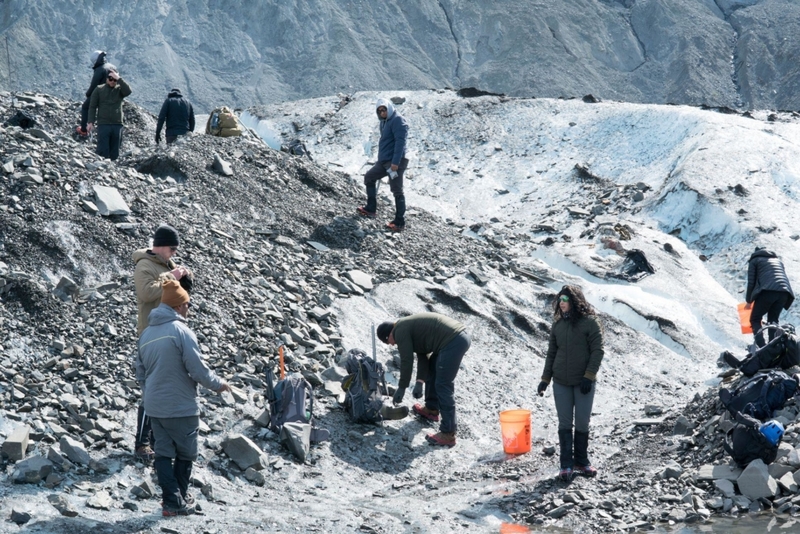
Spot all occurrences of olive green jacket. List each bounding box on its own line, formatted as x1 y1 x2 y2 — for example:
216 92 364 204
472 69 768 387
541 315 604 386
88 78 132 125
133 249 176 336
392 312 465 388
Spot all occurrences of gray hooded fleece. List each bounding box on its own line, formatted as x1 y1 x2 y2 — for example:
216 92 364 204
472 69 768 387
136 304 223 418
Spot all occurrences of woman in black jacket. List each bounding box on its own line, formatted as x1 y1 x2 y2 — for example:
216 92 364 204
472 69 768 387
538 285 604 481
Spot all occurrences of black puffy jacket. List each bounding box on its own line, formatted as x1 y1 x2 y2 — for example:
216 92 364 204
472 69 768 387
746 249 794 308
85 54 117 99
156 89 195 138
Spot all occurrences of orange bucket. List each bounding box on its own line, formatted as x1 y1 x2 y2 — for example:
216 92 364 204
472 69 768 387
499 409 531 454
737 303 753 334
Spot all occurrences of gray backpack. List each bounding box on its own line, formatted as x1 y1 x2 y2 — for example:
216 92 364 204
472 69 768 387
265 369 329 461
341 349 389 424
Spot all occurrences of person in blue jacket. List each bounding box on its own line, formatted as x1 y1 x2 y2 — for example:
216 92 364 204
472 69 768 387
357 98 409 231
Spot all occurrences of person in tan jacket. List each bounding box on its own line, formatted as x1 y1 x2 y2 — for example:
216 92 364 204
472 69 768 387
131 224 192 461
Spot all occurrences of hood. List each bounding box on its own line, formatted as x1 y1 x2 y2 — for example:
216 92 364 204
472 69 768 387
147 303 186 327
132 248 170 267
168 88 183 98
376 98 396 120
91 50 106 69
750 249 778 261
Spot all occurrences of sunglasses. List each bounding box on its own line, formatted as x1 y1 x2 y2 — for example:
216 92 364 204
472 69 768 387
107 78 117 82
377 108 387 113
169 247 178 252
559 295 570 302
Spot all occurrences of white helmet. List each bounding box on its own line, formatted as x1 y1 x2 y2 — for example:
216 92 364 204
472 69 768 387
89 50 105 67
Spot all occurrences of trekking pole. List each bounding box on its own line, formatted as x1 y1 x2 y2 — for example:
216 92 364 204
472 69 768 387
371 322 377 364
279 344 285 380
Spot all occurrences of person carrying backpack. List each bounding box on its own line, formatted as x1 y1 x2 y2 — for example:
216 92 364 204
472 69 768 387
155 88 195 144
77 50 116 137
746 247 794 347
356 98 409 232
376 312 471 447
538 285 604 481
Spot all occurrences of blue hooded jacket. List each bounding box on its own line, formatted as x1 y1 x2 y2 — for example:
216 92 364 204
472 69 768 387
375 98 408 166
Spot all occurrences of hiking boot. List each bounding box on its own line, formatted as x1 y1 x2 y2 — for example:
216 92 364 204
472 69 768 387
386 221 405 232
75 126 89 137
721 350 741 369
134 445 155 463
412 404 440 422
558 467 574 481
379 404 409 421
426 432 456 447
356 206 376 218
162 504 195 517
574 465 598 477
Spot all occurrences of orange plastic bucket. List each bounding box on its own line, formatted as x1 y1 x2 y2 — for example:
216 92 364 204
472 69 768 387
499 409 531 454
737 303 753 334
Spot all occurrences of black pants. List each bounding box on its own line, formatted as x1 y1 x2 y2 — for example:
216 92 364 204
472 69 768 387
751 290 790 347
363 158 408 225
96 124 124 160
423 331 470 434
80 98 90 130
135 404 153 450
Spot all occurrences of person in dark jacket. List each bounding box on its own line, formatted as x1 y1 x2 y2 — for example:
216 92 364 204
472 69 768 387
538 285 604 481
357 98 409 232
377 312 470 447
87 70 131 160
746 248 794 347
77 50 116 136
155 89 195 144
136 281 229 516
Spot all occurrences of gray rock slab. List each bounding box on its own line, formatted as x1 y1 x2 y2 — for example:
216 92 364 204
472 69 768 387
2 424 31 461
737 459 777 500
213 154 233 176
53 276 79 302
779 472 798 494
696 464 742 481
86 491 113 510
48 494 78 517
346 269 373 291
10 509 31 525
714 478 736 498
92 185 130 216
769 463 794 480
221 434 268 471
307 241 330 252
59 435 90 465
12 455 53 484
661 461 684 480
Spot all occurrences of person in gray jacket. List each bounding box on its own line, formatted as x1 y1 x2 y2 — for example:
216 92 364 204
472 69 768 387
136 280 230 516
746 247 795 347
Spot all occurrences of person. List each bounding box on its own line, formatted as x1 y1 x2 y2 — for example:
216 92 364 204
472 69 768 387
746 247 794 347
87 68 131 160
356 98 409 232
136 280 230 516
155 88 196 145
377 312 470 447
131 224 192 462
537 285 604 481
77 50 116 137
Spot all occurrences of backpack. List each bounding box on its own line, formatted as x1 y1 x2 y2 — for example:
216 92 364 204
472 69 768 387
265 369 329 461
6 110 37 129
723 413 779 467
719 370 798 420
341 349 389 424
206 106 243 137
740 324 800 377
281 139 311 159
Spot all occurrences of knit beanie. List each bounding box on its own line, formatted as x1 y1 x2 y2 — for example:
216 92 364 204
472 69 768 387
153 224 180 247
377 322 395 343
161 280 189 308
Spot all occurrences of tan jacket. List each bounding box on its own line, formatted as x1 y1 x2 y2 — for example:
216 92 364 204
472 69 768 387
133 249 177 336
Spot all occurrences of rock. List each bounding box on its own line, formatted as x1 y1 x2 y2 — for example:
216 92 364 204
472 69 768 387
633 191 645 202
10 509 31 525
786 447 800 467
672 415 696 435
213 154 233 176
546 503 575 518
345 269 373 291
321 365 348 381
221 434 268 471
768 463 793 480
130 479 157 499
12 455 54 483
59 435 91 465
92 184 131 216
778 472 798 493
661 461 683 480
696 464 741 481
2 424 31 461
714 479 736 498
307 241 330 252
254 410 271 428
468 266 489 285
644 405 663 415
53 276 79 302
86 491 113 510
48 494 78 517
244 467 266 486
737 459 778 500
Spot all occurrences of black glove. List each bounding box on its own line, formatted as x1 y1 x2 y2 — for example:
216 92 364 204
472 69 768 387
580 378 593 395
155 134 161 144
179 272 194 294
412 381 424 399
537 381 548 396
392 387 406 405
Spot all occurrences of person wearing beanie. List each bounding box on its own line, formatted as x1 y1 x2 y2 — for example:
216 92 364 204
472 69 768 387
131 224 192 463
137 281 230 516
155 88 195 145
76 50 116 137
377 312 470 447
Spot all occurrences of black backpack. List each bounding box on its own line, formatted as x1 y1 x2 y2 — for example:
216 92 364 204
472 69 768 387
723 412 779 467
6 110 37 129
341 349 389 424
739 324 800 377
719 370 798 420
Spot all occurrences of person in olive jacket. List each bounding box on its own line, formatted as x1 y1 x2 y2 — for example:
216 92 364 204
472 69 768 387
87 69 131 160
746 247 794 347
538 285 604 481
377 312 470 447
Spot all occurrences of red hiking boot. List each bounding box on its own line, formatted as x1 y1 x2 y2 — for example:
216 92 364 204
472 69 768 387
356 206 376 218
426 432 456 447
386 221 405 232
412 403 440 422
75 126 89 137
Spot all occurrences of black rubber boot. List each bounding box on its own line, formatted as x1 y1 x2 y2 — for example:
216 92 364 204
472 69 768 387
174 459 193 501
393 193 406 226
154 456 183 509
365 184 377 213
574 431 590 466
558 429 574 469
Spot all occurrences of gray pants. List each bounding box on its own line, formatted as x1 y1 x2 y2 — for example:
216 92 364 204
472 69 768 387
150 415 199 461
552 381 595 433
